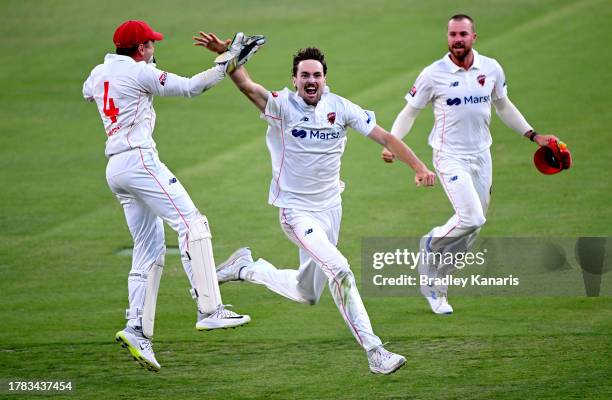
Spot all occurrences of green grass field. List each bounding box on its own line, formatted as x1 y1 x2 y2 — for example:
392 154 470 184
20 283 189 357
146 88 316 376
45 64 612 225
1 0 611 398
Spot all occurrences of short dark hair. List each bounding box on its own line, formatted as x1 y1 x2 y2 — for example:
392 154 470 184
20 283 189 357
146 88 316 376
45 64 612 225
449 14 476 31
116 45 140 57
292 47 327 77
115 40 153 57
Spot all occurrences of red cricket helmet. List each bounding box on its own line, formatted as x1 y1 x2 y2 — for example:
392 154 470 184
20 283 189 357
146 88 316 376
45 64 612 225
534 138 572 175
113 20 164 48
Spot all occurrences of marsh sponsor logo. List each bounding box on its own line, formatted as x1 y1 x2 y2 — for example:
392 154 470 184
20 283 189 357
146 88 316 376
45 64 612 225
291 129 341 140
446 95 491 106
464 95 491 104
446 97 461 106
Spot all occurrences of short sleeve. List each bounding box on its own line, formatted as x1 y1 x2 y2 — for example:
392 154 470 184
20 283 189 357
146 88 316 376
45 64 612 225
405 69 434 109
342 98 376 136
262 88 289 120
492 61 508 100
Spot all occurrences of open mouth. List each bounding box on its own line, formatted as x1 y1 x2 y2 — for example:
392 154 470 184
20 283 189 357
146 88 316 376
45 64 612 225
304 85 317 96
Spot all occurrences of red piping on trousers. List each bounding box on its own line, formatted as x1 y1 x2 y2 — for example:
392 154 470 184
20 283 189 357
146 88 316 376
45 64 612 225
138 149 190 250
432 106 461 246
281 209 364 346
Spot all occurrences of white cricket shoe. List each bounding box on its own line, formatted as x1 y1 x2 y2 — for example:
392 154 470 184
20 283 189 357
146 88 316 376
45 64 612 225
424 290 454 315
418 235 453 314
115 327 160 372
196 304 251 330
216 247 253 284
367 345 407 375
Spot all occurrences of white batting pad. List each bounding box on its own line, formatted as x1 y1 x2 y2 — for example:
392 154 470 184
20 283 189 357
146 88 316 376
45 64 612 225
188 216 222 314
142 254 164 339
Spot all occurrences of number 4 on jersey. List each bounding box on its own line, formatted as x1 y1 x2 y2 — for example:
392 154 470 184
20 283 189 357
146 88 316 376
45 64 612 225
103 81 120 123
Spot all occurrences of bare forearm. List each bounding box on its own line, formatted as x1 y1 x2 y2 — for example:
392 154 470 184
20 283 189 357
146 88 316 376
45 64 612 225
229 66 251 91
371 126 427 171
371 125 435 186
229 67 267 112
385 134 428 172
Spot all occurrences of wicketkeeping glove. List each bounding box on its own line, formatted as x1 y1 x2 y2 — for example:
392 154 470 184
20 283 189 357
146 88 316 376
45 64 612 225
533 137 572 175
214 32 266 74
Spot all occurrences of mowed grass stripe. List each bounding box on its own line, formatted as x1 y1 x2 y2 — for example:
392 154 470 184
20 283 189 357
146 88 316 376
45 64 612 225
2 334 610 399
2 0 599 253
1 138 263 252
353 0 599 105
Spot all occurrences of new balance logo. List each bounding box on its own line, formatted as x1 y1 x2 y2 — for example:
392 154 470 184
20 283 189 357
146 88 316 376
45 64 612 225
305 228 313 236
450 81 459 87
169 177 177 184
449 175 458 182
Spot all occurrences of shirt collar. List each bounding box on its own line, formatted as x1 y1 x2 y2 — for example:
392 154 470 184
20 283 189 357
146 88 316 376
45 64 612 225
443 49 481 72
104 53 137 63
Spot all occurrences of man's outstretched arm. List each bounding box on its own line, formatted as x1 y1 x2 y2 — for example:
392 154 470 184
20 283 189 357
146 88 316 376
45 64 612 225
493 97 559 146
229 66 269 113
369 125 436 187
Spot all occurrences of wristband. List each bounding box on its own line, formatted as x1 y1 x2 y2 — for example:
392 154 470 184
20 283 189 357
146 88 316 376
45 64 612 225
527 130 538 142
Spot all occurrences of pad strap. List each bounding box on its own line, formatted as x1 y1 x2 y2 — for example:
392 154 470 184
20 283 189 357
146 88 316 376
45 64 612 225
125 307 143 320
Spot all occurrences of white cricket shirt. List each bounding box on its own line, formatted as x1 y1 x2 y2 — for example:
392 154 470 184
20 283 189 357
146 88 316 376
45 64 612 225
83 54 224 157
262 87 376 211
406 50 507 154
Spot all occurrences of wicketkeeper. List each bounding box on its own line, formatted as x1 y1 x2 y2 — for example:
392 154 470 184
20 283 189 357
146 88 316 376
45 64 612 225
82 20 265 372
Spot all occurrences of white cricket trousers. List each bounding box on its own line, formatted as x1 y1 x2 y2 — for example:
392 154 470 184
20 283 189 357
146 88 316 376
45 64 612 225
427 149 492 292
241 206 382 351
106 148 200 329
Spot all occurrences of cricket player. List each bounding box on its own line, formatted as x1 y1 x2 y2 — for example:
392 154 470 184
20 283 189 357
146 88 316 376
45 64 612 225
381 14 563 314
82 20 264 372
195 33 436 374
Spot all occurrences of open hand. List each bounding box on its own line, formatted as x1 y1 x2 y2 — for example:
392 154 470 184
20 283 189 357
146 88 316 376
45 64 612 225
193 31 231 54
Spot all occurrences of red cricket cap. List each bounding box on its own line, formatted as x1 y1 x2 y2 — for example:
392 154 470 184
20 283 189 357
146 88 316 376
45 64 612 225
113 20 164 48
